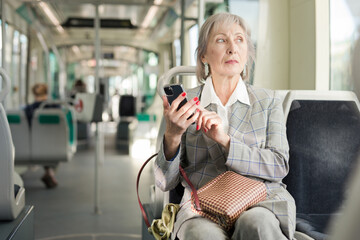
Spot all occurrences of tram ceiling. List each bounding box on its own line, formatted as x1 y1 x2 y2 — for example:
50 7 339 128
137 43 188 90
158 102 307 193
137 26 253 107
52 28 160 53
16 0 197 48
65 45 141 64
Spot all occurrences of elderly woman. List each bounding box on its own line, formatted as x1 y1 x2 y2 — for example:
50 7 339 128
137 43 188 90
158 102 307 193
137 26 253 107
155 12 296 240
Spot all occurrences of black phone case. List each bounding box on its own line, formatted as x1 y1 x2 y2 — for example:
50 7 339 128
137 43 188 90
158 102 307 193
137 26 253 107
164 84 188 111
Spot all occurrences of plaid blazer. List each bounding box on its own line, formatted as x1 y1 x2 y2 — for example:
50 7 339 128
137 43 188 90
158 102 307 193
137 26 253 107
155 83 296 239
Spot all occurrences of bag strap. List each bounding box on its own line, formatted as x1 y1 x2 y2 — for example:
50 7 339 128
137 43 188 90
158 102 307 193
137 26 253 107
136 153 201 229
179 166 201 210
136 153 158 228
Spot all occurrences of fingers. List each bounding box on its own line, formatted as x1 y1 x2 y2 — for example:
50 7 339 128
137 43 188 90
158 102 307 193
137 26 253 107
186 108 200 125
163 92 201 132
168 92 188 113
171 94 200 122
162 95 169 110
196 110 221 132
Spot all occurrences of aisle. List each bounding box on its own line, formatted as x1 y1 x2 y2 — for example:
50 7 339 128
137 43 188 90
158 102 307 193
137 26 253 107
21 122 154 240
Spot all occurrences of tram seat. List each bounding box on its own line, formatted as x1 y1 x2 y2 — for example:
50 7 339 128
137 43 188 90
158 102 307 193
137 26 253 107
142 89 360 240
282 90 360 240
31 104 77 163
0 81 25 221
7 102 77 165
116 95 137 152
6 110 31 162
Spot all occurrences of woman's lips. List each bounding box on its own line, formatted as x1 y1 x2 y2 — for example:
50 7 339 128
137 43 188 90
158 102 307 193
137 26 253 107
225 60 239 64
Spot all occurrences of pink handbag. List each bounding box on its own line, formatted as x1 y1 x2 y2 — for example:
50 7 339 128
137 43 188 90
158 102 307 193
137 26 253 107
180 167 267 230
137 153 267 231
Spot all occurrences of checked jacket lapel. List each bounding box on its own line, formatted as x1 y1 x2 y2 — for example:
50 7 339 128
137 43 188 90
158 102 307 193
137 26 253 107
228 101 252 140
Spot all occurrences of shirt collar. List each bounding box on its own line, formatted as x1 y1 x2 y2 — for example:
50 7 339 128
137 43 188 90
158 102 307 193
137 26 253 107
200 76 250 108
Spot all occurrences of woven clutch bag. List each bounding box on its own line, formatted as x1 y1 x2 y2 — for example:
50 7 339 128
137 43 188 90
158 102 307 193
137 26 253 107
180 169 267 230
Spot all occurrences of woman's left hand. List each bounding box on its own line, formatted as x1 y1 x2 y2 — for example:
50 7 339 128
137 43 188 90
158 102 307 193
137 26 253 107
196 108 230 151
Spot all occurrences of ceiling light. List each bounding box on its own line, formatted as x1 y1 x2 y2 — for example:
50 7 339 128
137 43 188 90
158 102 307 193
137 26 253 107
38 2 64 33
141 0 163 29
71 45 81 57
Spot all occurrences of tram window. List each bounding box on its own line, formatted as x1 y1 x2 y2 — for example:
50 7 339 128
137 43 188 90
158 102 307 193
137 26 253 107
330 0 359 92
19 34 28 106
228 0 259 44
149 74 157 90
10 30 21 108
173 39 181 66
0 19 3 67
228 0 259 85
85 75 95 93
189 24 198 66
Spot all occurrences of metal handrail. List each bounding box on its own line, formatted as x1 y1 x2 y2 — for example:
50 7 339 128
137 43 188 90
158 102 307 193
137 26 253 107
0 67 10 102
156 66 196 97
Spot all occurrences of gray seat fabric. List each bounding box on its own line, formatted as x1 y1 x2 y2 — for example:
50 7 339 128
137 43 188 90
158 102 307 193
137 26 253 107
283 92 360 239
7 102 77 165
32 107 75 163
0 68 25 220
6 110 31 162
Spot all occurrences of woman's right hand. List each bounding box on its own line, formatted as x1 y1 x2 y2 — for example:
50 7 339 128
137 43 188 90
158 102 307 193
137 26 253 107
162 93 200 159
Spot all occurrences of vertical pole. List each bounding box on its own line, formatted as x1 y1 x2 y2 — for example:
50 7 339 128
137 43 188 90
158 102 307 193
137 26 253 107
94 2 102 215
1 0 6 96
198 0 205 29
1 0 5 68
95 5 100 95
180 0 185 83
51 45 66 100
36 32 51 99
180 0 185 66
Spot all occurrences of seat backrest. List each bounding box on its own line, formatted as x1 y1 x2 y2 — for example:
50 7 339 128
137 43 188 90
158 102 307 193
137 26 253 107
6 110 31 162
119 95 136 117
74 93 103 122
0 68 25 220
31 107 72 162
283 90 360 233
64 106 77 154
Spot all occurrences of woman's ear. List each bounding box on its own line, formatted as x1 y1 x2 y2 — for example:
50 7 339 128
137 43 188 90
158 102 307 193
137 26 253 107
201 55 206 64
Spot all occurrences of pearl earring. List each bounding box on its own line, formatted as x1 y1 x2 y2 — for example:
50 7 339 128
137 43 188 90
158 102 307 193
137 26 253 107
204 62 209 77
242 64 247 77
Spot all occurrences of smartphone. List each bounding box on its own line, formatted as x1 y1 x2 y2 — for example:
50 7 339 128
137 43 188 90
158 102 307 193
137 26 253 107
164 84 188 111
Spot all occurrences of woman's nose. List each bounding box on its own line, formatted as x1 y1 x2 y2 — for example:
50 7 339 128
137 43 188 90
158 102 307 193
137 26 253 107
227 40 237 55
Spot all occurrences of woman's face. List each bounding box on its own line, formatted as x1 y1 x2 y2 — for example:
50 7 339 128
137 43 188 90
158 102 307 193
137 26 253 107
202 22 248 80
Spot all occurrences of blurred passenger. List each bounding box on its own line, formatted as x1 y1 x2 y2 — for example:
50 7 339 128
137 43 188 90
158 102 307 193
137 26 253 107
70 79 87 99
24 83 58 189
70 79 90 144
155 12 295 239
109 89 120 121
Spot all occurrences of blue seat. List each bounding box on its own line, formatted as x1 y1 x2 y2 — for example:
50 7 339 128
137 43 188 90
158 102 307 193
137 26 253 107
283 91 360 239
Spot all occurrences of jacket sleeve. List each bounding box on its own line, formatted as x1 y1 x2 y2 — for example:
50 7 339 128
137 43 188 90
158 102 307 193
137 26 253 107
226 93 290 183
154 132 187 192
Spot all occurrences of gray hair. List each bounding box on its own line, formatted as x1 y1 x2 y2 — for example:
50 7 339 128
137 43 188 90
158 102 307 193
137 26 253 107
196 12 255 82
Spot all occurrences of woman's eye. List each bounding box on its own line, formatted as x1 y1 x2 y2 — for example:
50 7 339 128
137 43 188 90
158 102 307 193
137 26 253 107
216 38 225 43
236 38 243 42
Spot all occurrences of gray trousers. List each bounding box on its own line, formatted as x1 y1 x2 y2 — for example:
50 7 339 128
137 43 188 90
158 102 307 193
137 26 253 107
177 207 288 240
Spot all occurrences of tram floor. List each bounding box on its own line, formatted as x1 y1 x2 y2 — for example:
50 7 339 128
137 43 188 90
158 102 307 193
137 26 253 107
20 122 154 240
